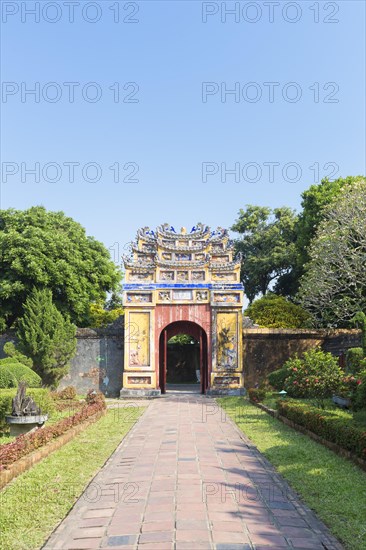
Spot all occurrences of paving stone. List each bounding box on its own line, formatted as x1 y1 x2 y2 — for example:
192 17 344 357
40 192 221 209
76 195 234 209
176 529 211 541
212 531 250 544
138 531 173 543
107 523 141 536
248 533 288 546
287 537 324 549
210 521 244 532
106 535 138 546
71 527 106 539
66 538 103 549
176 520 209 530
137 544 173 550
83 508 115 519
215 545 252 550
141 521 174 532
275 517 309 528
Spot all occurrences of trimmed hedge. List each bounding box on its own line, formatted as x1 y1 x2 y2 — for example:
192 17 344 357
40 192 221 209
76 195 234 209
268 368 290 390
0 397 106 468
0 363 41 388
0 358 22 367
0 389 55 428
277 400 366 460
248 388 266 403
346 348 364 373
0 368 17 389
354 370 366 411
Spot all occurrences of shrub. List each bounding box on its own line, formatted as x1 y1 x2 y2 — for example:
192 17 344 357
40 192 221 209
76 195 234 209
353 370 366 411
244 294 312 328
1 363 41 388
0 398 106 468
54 386 77 400
282 349 344 407
268 367 291 390
54 400 82 413
0 368 18 389
339 375 362 405
86 389 105 407
346 348 364 374
248 388 266 403
277 400 366 460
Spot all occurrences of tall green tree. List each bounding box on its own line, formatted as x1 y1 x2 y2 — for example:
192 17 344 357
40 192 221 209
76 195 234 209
17 288 77 386
0 206 121 328
296 175 365 267
244 294 312 328
231 206 298 303
298 181 366 327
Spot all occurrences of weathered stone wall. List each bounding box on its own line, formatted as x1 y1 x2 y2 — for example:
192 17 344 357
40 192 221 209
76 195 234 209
0 325 362 394
0 321 124 398
59 325 124 397
243 328 362 388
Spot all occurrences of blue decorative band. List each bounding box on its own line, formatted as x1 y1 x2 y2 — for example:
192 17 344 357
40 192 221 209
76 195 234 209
123 283 244 291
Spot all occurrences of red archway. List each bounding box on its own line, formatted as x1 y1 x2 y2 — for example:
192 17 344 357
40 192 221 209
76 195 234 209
159 321 208 395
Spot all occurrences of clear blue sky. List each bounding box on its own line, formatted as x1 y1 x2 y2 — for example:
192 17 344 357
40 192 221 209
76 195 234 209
1 1 365 262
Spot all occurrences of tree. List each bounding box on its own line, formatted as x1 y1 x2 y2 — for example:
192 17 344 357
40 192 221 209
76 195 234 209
245 294 312 328
87 301 124 328
17 288 77 386
298 181 366 327
231 206 298 303
169 334 196 345
296 175 365 267
0 206 122 329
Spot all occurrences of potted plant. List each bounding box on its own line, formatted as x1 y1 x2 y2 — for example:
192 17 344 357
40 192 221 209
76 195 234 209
5 382 48 437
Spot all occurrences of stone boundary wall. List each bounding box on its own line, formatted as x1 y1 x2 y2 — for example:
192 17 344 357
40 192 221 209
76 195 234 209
243 328 362 388
59 324 124 397
0 325 362 395
0 322 125 398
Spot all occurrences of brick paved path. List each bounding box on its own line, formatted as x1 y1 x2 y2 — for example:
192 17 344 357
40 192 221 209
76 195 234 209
44 393 343 550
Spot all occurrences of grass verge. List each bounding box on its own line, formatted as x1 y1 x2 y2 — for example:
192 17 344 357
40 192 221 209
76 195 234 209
219 397 366 550
0 406 144 550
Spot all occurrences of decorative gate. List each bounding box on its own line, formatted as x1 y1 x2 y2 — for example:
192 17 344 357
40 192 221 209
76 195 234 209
120 223 244 397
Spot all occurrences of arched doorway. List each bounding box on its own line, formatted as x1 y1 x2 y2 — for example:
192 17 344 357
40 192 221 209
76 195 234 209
159 321 208 395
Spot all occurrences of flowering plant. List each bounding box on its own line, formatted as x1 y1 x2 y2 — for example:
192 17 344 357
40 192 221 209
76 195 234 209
282 349 344 408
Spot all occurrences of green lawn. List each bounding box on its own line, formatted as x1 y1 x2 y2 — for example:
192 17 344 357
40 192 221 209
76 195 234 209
0 406 144 550
219 397 366 550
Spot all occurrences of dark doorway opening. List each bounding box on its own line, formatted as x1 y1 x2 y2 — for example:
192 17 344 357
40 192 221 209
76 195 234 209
159 321 208 395
167 336 199 384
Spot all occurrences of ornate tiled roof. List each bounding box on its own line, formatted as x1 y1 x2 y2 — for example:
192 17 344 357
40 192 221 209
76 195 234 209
123 224 242 282
156 238 206 252
156 223 210 241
